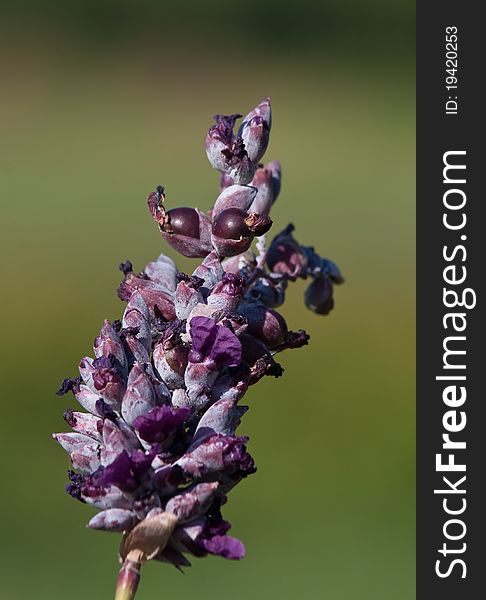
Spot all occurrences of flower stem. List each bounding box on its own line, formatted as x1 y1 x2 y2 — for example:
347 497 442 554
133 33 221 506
115 552 143 600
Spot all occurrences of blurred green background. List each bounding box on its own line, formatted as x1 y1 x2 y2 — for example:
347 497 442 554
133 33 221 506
0 2 415 599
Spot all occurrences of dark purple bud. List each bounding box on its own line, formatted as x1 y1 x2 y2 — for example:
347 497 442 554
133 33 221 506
134 405 190 444
212 210 270 258
305 276 334 315
238 303 288 349
266 224 308 280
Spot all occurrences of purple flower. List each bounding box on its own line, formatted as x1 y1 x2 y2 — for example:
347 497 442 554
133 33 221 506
189 316 242 368
53 98 343 586
134 405 190 444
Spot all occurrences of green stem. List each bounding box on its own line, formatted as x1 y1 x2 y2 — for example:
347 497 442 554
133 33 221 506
115 556 142 600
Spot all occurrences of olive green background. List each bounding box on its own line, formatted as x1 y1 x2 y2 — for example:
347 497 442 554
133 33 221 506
0 2 415 599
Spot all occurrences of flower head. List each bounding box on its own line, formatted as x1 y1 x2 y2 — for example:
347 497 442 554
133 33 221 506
54 98 343 593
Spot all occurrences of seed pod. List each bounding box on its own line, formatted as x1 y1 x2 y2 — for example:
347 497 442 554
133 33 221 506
211 208 272 258
147 188 212 258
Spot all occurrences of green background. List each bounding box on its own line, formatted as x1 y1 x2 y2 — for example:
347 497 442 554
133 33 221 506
0 2 415 598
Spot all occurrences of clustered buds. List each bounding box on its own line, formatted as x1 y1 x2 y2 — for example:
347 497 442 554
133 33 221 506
54 98 343 595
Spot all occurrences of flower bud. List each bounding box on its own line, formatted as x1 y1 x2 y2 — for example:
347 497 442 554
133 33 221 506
205 114 255 184
122 292 152 352
93 320 127 375
121 362 156 427
144 253 178 293
165 482 219 523
212 184 257 220
239 97 272 133
88 508 139 532
304 275 334 315
175 277 205 320
176 434 256 482
207 273 245 312
118 272 176 321
192 251 224 290
63 409 102 441
238 115 269 163
248 161 281 215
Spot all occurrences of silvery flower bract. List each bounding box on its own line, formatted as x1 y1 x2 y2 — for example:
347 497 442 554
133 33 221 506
54 98 343 577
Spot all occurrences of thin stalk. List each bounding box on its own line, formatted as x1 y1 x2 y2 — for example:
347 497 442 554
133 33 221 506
115 552 143 600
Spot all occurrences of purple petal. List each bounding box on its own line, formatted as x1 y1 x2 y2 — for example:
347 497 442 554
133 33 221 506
189 316 218 362
210 326 242 367
134 405 190 444
199 535 245 560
